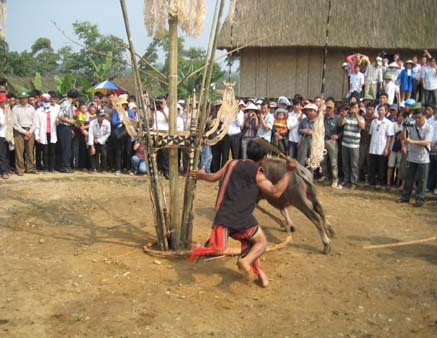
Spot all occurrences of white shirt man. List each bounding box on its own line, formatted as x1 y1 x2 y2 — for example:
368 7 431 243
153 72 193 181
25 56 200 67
227 110 244 136
350 71 365 93
369 116 394 155
384 80 400 105
422 64 437 90
256 106 274 141
287 108 304 143
88 117 111 146
34 103 58 145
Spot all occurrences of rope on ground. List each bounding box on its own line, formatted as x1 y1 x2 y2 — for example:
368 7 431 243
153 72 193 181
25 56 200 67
143 234 292 258
363 236 436 249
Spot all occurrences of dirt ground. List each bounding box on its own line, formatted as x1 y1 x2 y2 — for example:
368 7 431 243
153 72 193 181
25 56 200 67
1 172 437 338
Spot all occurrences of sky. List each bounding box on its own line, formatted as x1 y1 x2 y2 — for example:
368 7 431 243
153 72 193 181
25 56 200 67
6 0 229 61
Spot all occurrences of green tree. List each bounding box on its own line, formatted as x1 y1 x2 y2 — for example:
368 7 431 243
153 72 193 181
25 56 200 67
31 37 59 75
70 21 128 82
139 32 224 98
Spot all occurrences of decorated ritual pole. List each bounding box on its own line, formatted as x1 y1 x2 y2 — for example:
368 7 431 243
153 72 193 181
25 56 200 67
120 0 168 250
179 0 225 249
167 14 180 249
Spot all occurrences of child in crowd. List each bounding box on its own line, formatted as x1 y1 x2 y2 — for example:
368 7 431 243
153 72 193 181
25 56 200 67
272 108 289 153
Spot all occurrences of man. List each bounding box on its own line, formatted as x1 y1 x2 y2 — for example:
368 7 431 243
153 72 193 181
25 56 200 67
365 58 383 99
321 101 341 188
427 106 437 194
57 89 78 173
287 98 304 159
358 103 375 182
422 57 437 106
297 103 318 166
7 92 16 109
0 90 10 179
93 92 104 110
412 55 427 102
12 91 37 175
339 102 365 189
222 100 244 162
152 96 170 178
189 140 297 287
104 91 116 171
398 105 434 207
88 109 111 173
256 101 274 142
241 103 259 159
34 94 58 173
367 105 394 188
348 64 365 99
383 73 400 105
112 94 136 175
268 101 277 115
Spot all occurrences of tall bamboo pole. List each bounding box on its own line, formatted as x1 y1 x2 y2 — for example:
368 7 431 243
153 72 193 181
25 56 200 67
168 15 180 250
179 0 225 249
120 0 168 250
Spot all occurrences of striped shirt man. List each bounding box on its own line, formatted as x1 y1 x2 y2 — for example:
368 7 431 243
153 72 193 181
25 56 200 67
342 114 365 149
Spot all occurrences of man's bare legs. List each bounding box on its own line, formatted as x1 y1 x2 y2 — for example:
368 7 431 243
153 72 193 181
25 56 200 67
237 227 269 287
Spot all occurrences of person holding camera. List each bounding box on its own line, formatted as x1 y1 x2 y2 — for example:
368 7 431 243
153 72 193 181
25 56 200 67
398 104 434 207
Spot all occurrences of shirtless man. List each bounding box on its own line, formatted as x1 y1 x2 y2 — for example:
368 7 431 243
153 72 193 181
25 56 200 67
189 140 296 287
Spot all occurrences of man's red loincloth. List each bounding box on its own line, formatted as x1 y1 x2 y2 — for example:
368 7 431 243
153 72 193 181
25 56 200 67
188 224 262 275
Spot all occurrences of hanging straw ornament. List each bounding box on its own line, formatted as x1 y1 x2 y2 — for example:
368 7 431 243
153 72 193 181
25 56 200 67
307 105 327 170
144 0 206 38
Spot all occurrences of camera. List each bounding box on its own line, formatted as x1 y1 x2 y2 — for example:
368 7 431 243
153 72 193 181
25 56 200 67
402 118 415 128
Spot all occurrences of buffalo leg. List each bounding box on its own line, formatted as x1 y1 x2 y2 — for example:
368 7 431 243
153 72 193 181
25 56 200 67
280 208 296 233
295 198 331 254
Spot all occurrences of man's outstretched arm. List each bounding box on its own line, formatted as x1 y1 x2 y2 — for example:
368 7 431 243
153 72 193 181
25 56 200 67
256 159 296 198
190 160 231 182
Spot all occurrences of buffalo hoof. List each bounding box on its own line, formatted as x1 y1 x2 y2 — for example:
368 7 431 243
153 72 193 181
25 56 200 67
289 225 296 233
322 244 331 255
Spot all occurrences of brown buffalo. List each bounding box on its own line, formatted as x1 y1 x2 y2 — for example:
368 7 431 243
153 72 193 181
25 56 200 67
259 157 335 254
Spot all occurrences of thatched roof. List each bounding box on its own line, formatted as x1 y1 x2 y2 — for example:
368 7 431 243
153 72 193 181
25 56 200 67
218 0 437 50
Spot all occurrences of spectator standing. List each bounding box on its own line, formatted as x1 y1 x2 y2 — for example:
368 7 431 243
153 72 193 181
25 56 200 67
297 103 318 166
412 55 427 102
397 60 415 103
364 58 383 99
111 94 136 175
422 58 437 106
271 108 289 153
152 96 169 178
383 73 400 105
321 101 341 188
427 106 437 194
348 64 365 99
358 104 375 182
34 94 58 173
241 103 259 159
12 91 37 175
57 89 78 173
88 109 111 173
0 91 11 179
256 102 274 142
398 106 434 207
339 102 365 189
287 99 304 159
368 105 394 188
387 109 404 187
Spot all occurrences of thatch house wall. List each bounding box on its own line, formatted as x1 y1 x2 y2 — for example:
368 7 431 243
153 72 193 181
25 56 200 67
219 0 437 99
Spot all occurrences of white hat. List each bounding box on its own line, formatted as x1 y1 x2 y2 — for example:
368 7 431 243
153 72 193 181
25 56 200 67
239 99 246 106
256 99 263 105
177 103 183 111
342 62 348 68
388 61 400 68
303 103 318 111
128 102 137 110
243 103 260 111
177 99 185 105
269 101 278 108
277 96 291 106
406 59 415 65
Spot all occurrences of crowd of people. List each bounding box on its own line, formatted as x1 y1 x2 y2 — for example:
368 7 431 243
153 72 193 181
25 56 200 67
0 50 436 207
